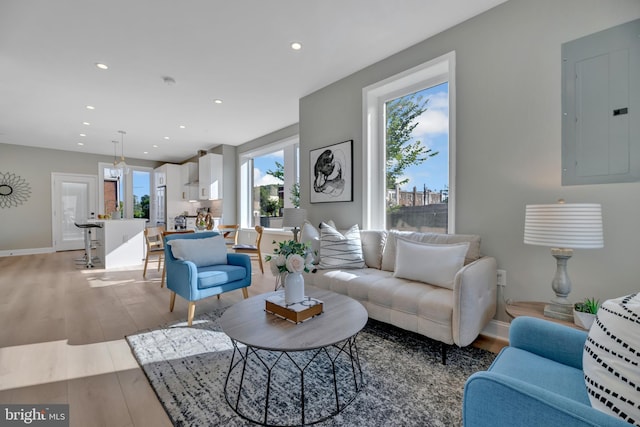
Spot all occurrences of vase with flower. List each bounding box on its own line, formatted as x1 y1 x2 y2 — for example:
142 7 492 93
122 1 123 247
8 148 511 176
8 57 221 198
265 240 316 304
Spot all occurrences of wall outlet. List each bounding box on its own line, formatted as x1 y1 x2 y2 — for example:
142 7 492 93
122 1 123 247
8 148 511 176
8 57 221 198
497 269 506 287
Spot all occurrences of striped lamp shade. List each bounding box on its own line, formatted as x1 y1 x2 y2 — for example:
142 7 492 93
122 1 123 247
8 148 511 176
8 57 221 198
524 203 603 249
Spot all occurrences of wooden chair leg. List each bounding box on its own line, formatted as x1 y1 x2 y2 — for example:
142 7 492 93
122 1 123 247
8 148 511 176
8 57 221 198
242 287 249 299
169 292 176 312
187 301 196 326
157 254 163 271
161 264 166 288
143 256 149 278
258 254 264 274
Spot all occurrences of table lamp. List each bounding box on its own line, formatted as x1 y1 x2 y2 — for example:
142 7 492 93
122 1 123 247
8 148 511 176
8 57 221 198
283 208 307 242
523 200 603 321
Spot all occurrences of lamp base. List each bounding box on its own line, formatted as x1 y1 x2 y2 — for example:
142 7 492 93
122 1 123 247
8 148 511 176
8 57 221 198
544 302 574 322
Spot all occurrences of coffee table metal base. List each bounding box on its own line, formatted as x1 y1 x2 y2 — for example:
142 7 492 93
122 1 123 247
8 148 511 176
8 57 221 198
223 335 363 426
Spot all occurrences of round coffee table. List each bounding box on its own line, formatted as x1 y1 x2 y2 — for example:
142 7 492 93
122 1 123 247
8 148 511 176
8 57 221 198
220 286 368 426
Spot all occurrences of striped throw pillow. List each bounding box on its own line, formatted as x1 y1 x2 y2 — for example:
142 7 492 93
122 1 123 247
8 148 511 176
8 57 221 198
318 223 365 269
583 293 640 426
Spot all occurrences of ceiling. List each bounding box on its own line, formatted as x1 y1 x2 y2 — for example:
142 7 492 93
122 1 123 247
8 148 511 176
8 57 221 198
0 0 507 164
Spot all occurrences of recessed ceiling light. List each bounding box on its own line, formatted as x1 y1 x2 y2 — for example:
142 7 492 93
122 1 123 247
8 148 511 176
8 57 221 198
152 144 159 148
291 42 302 50
79 133 86 137
214 99 223 104
179 125 186 129
164 136 170 140
86 105 95 110
143 151 149 154
77 142 84 146
82 121 90 126
95 63 109 70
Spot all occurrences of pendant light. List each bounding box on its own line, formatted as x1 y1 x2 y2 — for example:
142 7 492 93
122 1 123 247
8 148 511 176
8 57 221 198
109 140 121 178
115 130 130 174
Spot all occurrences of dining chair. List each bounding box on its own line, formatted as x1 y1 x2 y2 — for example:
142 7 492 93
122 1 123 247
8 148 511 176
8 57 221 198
232 225 264 273
217 224 239 248
143 225 165 278
160 229 195 287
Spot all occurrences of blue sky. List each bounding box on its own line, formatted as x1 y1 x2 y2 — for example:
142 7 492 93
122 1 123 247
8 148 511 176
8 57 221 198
253 81 449 193
394 82 449 193
133 170 150 199
254 151 285 186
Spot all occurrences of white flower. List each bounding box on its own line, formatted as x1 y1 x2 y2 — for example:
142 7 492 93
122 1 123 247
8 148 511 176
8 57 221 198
269 258 280 276
275 254 286 267
285 254 305 273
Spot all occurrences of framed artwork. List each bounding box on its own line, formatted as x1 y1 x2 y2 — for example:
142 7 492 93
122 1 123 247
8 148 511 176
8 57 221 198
0 171 31 208
310 139 353 203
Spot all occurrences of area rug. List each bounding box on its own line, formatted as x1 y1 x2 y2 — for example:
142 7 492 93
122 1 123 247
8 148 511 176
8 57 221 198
126 307 495 426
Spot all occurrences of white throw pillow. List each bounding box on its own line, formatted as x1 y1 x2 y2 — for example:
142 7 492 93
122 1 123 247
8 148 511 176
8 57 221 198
318 223 365 269
393 238 469 289
167 235 228 267
583 293 640 425
300 220 336 265
381 230 481 272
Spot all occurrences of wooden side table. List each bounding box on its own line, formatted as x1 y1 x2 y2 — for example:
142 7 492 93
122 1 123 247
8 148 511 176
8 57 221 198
505 301 584 330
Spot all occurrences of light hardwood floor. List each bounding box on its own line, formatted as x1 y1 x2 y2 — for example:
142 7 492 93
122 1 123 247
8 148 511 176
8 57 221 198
0 251 506 426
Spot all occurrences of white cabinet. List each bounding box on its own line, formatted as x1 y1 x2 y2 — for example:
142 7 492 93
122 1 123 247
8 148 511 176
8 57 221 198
181 162 198 184
180 162 198 201
155 167 166 187
154 163 184 218
93 219 146 269
182 185 199 201
198 153 223 200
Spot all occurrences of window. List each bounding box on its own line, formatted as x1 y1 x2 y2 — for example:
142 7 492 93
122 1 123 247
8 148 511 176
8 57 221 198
254 150 285 228
132 170 150 219
239 138 299 228
363 51 455 232
98 163 153 220
385 82 449 232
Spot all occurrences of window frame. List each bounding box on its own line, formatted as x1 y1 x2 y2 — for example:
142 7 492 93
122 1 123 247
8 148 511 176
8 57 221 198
98 162 153 220
362 51 456 232
239 136 300 228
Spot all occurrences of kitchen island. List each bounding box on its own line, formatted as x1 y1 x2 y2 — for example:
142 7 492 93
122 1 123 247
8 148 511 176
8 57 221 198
92 218 146 269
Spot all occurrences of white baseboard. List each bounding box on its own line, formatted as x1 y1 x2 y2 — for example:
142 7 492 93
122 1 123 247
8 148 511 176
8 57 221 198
0 247 55 257
480 319 510 342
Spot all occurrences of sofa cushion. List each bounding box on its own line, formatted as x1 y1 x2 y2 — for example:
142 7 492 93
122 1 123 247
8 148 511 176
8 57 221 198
300 220 335 264
167 235 227 267
197 264 247 289
381 230 481 272
583 293 640 425
359 230 387 269
318 223 365 269
393 238 469 289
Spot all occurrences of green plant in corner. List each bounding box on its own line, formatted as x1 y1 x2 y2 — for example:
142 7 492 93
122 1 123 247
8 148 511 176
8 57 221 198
290 182 300 208
574 297 600 314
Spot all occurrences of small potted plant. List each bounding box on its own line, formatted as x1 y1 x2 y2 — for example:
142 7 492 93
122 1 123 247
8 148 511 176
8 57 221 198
573 297 600 329
265 240 316 304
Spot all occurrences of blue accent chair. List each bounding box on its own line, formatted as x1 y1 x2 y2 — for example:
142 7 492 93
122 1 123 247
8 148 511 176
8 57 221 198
463 316 629 427
164 231 252 326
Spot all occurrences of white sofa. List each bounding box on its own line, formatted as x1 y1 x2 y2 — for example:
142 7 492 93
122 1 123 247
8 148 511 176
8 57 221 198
304 229 497 363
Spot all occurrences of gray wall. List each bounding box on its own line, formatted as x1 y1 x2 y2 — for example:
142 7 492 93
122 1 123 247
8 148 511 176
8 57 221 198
299 0 640 316
0 143 160 251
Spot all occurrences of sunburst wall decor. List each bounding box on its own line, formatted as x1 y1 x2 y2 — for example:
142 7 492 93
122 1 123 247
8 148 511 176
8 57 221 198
0 172 32 208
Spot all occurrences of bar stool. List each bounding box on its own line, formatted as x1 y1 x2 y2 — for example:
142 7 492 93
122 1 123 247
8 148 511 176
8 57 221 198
74 222 103 268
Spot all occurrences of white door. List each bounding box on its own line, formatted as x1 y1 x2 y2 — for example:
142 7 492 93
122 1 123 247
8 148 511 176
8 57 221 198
52 173 98 251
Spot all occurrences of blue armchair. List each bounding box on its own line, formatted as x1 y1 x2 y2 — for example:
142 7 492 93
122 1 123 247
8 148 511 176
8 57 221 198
463 316 629 427
164 231 252 326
